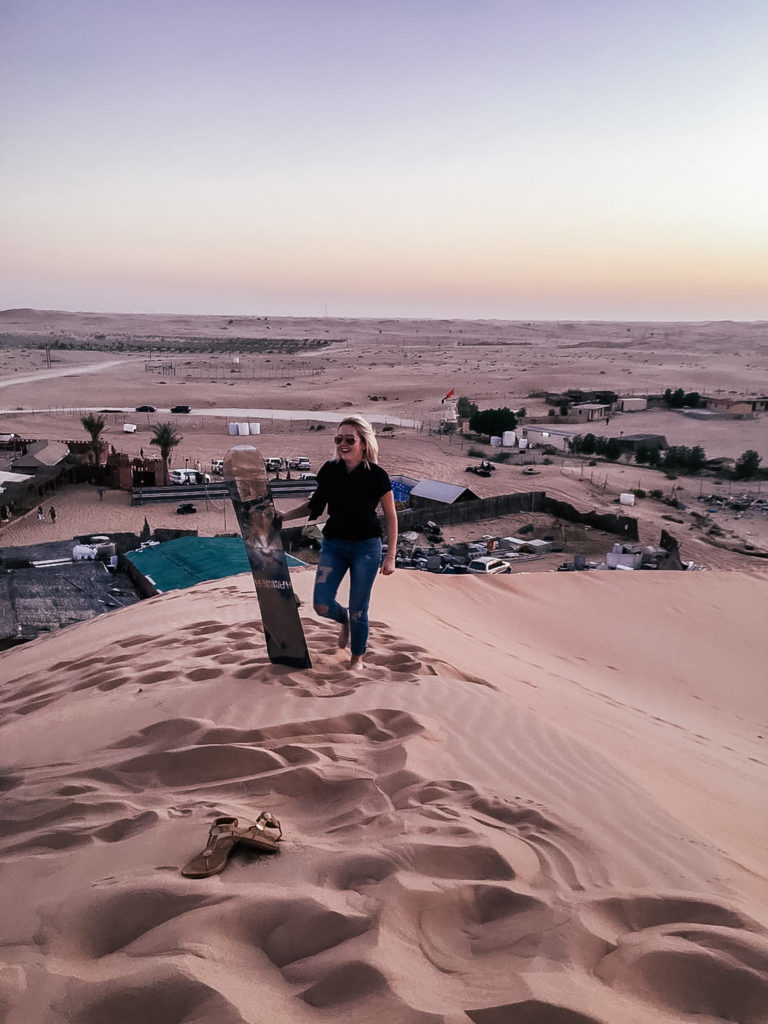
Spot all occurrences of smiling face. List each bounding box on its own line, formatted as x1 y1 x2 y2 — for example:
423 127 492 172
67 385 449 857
335 424 364 468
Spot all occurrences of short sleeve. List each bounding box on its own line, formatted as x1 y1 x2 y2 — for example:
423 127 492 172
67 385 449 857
307 461 332 519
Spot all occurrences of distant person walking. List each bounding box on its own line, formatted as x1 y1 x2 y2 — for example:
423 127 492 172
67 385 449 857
37 505 45 521
49 506 56 523
278 415 397 670
97 486 105 501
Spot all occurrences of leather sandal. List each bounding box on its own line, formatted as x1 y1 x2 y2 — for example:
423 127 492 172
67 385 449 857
181 816 240 878
235 811 283 852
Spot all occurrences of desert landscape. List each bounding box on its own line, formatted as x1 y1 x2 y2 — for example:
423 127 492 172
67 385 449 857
1 310 767 1024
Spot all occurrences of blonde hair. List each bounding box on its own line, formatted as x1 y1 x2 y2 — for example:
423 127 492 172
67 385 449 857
335 415 379 466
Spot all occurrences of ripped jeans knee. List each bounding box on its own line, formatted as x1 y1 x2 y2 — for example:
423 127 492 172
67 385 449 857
312 536 382 656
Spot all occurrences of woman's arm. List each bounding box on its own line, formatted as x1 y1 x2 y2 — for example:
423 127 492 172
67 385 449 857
276 499 312 523
379 490 397 575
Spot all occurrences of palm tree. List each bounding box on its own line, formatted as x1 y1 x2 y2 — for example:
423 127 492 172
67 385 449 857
150 422 182 485
80 413 106 466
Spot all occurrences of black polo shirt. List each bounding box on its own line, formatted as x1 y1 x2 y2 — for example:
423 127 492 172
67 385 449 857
308 460 392 540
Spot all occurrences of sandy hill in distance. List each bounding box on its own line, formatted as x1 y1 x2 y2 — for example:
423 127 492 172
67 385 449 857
1 310 767 1023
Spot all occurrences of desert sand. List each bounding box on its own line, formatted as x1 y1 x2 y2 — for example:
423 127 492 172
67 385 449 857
1 311 767 1023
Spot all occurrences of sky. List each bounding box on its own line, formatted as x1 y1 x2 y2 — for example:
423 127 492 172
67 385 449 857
1 0 767 321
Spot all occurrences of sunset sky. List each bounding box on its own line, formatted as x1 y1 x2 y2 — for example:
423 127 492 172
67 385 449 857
1 0 766 321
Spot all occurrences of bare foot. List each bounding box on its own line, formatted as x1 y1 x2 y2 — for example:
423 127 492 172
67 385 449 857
337 612 350 650
349 654 364 670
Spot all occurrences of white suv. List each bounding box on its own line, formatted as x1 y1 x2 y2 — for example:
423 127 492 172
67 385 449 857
467 556 511 574
170 468 211 485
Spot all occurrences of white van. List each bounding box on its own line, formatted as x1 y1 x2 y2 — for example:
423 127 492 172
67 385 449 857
211 459 224 474
170 468 211 485
467 556 511 574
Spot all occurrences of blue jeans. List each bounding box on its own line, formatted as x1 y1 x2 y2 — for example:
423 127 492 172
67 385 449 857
313 537 382 656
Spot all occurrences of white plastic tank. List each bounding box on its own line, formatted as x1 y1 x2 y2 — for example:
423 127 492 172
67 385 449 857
73 544 97 560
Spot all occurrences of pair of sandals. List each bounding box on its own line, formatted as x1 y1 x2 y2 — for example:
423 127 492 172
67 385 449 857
181 812 282 878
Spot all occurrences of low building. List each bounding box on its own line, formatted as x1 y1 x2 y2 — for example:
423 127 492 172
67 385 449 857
614 397 648 412
11 440 69 474
408 479 479 512
0 469 33 499
572 403 610 422
612 433 667 453
703 396 757 417
519 426 573 451
0 539 140 647
123 535 306 596
390 474 419 504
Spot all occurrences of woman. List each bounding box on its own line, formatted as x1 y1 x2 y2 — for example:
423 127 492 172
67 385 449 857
279 416 397 669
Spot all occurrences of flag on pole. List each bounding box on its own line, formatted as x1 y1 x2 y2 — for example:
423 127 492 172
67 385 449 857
441 388 455 404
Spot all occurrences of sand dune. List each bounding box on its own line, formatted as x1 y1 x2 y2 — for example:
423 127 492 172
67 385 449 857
1 568 766 1024
2 312 767 1020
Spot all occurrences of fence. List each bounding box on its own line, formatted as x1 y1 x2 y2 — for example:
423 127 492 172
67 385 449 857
542 497 638 541
282 489 638 550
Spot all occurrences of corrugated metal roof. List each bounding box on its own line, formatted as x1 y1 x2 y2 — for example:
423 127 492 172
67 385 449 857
0 470 32 484
125 536 305 594
409 479 475 504
14 441 69 467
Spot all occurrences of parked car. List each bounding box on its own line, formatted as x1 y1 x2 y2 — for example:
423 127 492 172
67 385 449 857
135 405 156 412
299 472 317 482
171 404 191 414
170 468 211 484
264 457 283 472
211 458 224 474
288 456 311 471
176 502 197 515
467 556 512 574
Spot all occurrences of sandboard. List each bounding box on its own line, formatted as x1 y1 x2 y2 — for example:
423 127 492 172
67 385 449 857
224 445 312 669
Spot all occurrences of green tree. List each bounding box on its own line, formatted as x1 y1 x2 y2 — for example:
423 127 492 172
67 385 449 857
734 449 762 479
603 438 623 461
469 407 518 436
664 388 686 408
664 387 700 408
687 445 707 473
457 396 478 420
580 433 597 456
80 413 106 466
595 390 618 406
646 445 662 468
662 446 680 470
150 422 182 485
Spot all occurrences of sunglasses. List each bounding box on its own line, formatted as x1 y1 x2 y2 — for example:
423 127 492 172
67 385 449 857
334 434 360 446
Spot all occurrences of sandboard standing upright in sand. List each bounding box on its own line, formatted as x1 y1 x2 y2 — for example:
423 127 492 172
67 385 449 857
224 445 311 669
